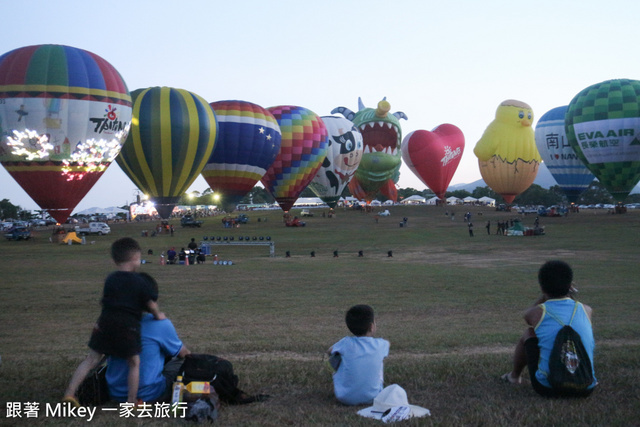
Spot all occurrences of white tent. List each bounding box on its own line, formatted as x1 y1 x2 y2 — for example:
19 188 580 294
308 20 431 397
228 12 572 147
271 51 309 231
400 195 426 205
426 196 439 205
478 196 496 207
463 196 478 204
75 206 128 215
340 196 359 203
293 197 326 206
446 196 462 205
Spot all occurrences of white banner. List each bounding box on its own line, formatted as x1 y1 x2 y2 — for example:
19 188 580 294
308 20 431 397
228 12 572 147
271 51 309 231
572 117 640 164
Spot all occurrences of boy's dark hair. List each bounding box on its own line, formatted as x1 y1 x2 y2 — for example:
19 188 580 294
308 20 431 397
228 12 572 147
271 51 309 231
345 304 375 336
538 260 573 298
111 237 141 265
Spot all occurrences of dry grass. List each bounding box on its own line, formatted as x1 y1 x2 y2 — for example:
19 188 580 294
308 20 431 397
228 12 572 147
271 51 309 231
0 205 639 425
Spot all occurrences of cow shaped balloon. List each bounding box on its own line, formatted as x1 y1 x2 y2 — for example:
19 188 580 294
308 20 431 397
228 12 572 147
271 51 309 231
401 124 465 200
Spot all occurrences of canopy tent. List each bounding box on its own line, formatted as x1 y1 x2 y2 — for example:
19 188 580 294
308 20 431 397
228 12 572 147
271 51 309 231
463 196 478 204
400 195 426 204
478 196 496 207
426 196 439 205
75 206 128 215
293 197 326 207
446 196 462 205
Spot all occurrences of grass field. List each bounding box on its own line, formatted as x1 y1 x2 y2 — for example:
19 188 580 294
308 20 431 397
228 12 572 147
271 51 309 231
0 205 639 426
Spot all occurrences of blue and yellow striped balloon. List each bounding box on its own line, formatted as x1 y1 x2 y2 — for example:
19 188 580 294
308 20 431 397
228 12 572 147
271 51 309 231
116 87 217 217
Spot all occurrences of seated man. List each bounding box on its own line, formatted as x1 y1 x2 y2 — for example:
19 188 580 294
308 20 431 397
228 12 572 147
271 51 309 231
106 275 266 404
106 277 189 403
196 249 206 264
166 247 177 264
501 260 597 397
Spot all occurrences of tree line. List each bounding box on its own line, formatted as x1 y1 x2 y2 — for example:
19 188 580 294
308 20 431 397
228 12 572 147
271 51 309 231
3 180 638 221
185 179 639 207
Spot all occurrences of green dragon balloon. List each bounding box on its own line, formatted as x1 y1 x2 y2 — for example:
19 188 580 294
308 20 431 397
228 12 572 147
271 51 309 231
331 97 407 202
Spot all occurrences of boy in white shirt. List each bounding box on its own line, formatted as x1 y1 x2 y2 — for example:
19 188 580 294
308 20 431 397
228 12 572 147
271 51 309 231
328 305 390 405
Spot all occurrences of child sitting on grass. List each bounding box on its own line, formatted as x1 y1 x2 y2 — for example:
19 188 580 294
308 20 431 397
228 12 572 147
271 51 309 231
501 260 597 397
63 237 166 406
328 304 390 405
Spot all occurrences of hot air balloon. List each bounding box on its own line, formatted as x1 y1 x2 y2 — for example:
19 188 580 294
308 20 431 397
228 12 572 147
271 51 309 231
0 44 131 223
202 100 281 212
565 79 640 202
401 124 465 200
308 116 363 208
535 106 595 203
260 105 328 212
332 98 407 202
116 87 216 218
473 100 541 204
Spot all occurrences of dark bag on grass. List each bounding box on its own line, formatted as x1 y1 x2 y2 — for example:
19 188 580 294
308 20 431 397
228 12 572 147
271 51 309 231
77 357 109 406
546 302 594 392
180 354 243 404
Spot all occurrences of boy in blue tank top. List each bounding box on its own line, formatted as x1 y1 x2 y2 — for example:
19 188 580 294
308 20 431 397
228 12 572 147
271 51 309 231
501 260 597 397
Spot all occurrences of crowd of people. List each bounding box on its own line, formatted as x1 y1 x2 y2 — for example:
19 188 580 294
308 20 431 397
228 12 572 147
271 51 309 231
164 239 207 265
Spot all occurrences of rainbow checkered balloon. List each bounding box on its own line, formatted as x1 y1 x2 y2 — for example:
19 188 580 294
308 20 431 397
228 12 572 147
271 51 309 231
261 106 328 212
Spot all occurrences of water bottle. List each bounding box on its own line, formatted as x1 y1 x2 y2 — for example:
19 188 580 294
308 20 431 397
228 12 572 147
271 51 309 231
171 375 185 405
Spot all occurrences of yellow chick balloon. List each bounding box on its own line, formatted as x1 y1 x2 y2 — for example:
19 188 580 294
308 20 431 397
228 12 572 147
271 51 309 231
473 99 541 204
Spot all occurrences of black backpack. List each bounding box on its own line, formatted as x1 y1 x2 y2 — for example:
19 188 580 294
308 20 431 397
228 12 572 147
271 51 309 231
77 357 110 406
545 302 594 392
180 354 244 404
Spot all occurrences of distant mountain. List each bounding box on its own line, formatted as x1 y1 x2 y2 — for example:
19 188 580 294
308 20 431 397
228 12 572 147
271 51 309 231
450 163 640 194
450 163 557 193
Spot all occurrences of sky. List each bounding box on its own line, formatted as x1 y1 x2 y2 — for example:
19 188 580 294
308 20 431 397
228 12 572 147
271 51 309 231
1 0 638 212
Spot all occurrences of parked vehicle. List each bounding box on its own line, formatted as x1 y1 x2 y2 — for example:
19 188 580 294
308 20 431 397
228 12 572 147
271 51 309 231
235 214 250 224
4 226 31 240
180 215 203 228
75 222 111 235
300 209 314 217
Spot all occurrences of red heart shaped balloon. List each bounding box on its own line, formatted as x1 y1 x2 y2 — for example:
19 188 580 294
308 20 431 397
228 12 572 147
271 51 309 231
401 124 465 199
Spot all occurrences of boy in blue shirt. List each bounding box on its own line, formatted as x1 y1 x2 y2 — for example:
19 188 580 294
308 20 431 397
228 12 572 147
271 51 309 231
328 304 390 405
